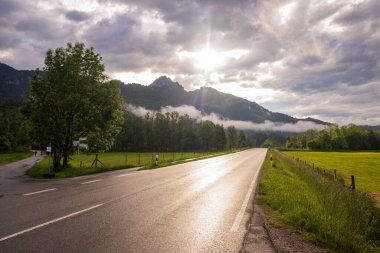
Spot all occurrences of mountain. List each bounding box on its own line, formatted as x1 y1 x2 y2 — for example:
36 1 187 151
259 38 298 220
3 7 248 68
0 62 35 100
0 63 327 125
120 76 325 124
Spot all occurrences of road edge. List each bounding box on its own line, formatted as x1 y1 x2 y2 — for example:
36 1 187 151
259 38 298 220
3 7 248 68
240 149 277 253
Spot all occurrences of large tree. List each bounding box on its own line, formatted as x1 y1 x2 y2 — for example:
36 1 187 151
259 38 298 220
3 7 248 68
23 42 124 170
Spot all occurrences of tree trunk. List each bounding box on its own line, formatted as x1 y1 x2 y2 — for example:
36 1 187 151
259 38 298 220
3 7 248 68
62 139 71 169
62 120 72 169
62 149 69 169
53 149 61 170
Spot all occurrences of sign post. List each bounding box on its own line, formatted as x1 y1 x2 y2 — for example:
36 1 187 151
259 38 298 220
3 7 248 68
73 138 87 168
47 145 52 174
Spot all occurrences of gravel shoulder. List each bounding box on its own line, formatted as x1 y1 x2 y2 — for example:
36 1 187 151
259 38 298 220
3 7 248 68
255 205 333 253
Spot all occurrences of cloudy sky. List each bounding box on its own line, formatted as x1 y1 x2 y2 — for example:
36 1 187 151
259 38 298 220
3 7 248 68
1 0 379 126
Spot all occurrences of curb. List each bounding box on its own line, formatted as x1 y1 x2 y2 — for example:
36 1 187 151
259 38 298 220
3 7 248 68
242 205 277 253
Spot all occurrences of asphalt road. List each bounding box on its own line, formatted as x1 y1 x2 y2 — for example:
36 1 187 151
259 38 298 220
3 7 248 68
0 148 267 253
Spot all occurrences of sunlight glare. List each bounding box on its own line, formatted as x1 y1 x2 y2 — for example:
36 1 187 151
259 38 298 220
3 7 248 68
177 48 249 72
278 2 296 25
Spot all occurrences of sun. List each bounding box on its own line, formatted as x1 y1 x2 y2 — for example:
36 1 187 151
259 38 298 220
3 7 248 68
194 48 223 72
176 47 224 72
176 46 249 72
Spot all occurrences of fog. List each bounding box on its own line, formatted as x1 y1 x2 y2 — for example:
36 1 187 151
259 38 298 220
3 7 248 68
125 104 325 133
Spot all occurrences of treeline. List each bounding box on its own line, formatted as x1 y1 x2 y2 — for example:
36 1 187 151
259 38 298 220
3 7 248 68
0 99 31 152
112 111 247 151
286 124 380 150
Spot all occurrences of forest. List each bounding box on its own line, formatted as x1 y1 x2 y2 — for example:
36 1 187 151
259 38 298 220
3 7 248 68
112 111 247 152
285 124 380 150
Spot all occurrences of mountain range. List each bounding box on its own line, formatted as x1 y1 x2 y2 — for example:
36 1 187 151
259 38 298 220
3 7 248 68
0 62 327 126
120 76 327 125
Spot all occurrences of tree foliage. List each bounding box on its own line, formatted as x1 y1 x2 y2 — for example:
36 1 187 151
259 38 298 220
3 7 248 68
286 124 380 150
0 100 30 152
112 111 246 152
23 42 124 170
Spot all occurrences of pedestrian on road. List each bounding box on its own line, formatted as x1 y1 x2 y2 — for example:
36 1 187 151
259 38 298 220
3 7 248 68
34 151 37 157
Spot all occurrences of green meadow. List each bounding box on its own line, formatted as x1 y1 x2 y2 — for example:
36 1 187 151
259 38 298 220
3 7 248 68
258 150 380 253
0 152 32 166
27 151 232 178
283 151 380 204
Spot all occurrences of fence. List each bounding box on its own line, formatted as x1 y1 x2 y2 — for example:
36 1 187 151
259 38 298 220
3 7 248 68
275 150 357 190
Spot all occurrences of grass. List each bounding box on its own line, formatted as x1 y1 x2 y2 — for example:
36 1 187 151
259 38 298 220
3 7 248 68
0 152 32 166
27 150 237 178
283 151 380 204
257 150 380 253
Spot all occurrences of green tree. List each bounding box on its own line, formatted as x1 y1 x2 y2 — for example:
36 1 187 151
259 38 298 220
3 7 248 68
23 42 123 170
237 130 247 148
0 113 11 151
227 126 237 149
262 139 273 148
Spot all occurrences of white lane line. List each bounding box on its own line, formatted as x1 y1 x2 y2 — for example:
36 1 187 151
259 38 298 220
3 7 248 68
230 165 262 232
0 203 104 242
23 188 57 196
80 179 102 185
116 173 131 177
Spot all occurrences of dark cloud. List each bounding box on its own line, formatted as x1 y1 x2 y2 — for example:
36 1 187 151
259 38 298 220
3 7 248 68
65 10 91 22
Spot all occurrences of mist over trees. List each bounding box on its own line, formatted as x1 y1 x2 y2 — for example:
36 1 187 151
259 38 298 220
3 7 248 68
286 124 380 150
112 111 247 152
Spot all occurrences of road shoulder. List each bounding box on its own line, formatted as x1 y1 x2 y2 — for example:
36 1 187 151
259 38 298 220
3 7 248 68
243 204 332 253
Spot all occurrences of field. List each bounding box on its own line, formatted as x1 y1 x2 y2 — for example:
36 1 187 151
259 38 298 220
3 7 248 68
258 150 380 253
27 151 232 178
283 151 380 204
0 152 32 166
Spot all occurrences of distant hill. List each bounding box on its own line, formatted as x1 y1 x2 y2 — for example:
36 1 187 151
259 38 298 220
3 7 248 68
360 125 380 131
120 76 322 124
0 62 35 99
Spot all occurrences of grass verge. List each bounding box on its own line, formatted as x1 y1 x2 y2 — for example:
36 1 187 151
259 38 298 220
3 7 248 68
257 150 380 253
27 150 242 178
283 151 380 205
0 152 32 166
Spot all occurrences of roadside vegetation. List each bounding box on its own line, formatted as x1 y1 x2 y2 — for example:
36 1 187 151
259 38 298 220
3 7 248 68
283 151 380 205
27 150 238 178
258 150 380 253
0 152 31 166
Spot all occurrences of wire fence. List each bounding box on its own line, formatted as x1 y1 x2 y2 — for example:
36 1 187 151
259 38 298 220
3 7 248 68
276 150 357 190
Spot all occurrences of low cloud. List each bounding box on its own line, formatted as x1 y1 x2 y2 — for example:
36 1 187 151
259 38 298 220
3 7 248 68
125 104 325 133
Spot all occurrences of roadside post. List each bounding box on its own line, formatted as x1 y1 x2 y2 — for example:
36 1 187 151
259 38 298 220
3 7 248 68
155 154 159 166
47 145 52 175
270 154 273 167
73 137 88 168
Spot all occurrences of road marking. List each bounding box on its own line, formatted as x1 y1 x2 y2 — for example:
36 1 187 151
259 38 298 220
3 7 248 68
0 203 104 242
80 179 102 185
23 188 57 196
116 173 131 177
230 165 262 232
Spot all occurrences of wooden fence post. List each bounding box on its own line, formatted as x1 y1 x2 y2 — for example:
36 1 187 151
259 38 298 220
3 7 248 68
350 175 355 190
334 169 337 180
